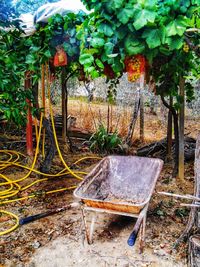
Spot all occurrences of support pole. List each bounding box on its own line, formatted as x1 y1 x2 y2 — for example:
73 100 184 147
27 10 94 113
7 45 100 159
25 71 33 157
178 76 185 181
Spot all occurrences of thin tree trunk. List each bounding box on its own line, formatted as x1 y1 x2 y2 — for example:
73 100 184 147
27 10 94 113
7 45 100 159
107 103 110 133
161 94 179 176
140 75 145 142
178 76 185 181
166 96 173 159
61 67 67 143
189 235 200 267
175 134 200 247
25 71 33 157
126 89 140 145
140 96 144 142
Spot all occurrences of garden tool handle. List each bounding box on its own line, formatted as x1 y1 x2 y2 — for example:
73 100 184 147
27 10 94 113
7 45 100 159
19 202 80 225
19 212 52 225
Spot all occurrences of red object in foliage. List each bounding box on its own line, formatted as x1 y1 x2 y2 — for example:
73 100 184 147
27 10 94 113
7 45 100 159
54 48 67 67
124 55 146 82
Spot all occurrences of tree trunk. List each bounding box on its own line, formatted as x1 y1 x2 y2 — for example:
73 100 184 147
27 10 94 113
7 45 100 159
173 110 179 177
126 89 140 145
139 74 145 142
189 235 200 267
61 67 67 143
178 76 185 181
160 94 179 176
140 93 144 143
25 71 33 157
166 96 173 159
107 103 110 133
175 134 200 247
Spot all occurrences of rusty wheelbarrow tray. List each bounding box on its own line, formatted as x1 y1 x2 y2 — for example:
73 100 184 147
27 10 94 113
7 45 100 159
74 156 163 251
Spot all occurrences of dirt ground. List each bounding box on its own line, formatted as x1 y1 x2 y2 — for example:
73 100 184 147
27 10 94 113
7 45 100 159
0 108 199 267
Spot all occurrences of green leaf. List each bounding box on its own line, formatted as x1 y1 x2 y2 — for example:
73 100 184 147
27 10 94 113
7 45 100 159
95 59 104 69
113 0 124 9
90 37 105 48
124 34 145 55
112 57 124 73
166 16 188 36
44 50 51 58
117 7 135 24
79 54 94 66
133 9 156 30
104 42 114 56
91 70 100 79
98 23 114 37
142 28 166 49
166 36 184 50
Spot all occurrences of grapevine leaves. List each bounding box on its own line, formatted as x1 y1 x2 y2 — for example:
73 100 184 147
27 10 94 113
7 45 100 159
165 16 188 36
133 9 156 30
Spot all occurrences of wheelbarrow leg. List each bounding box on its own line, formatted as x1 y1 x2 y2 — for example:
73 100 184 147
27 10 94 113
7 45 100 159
81 208 91 245
139 213 147 253
89 213 96 244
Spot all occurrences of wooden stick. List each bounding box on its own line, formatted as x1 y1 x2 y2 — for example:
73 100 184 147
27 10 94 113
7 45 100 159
158 191 200 202
180 203 200 208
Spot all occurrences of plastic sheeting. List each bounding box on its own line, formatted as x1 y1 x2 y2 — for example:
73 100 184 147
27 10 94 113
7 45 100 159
19 13 36 36
19 0 89 36
34 0 89 24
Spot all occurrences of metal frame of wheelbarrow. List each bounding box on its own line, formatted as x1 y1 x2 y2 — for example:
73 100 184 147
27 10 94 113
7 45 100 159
74 156 163 252
80 203 149 253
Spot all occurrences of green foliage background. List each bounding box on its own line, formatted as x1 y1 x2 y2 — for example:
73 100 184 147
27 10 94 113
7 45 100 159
0 0 199 126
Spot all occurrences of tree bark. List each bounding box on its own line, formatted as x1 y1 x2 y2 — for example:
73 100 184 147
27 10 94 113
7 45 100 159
160 94 179 176
126 89 140 145
25 71 33 157
175 134 200 247
61 67 67 143
140 74 145 142
189 235 200 267
178 77 185 181
166 96 173 159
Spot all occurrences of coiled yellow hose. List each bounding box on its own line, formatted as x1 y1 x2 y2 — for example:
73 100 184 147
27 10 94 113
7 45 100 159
0 65 101 236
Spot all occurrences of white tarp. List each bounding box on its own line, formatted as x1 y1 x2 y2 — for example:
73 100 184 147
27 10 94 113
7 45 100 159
34 0 89 24
19 0 89 36
19 13 36 36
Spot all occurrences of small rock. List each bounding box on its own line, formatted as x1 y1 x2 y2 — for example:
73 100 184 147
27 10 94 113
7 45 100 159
160 243 165 248
32 241 41 249
153 249 167 257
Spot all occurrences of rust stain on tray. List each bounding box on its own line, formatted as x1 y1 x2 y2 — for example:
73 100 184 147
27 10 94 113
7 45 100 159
74 156 163 214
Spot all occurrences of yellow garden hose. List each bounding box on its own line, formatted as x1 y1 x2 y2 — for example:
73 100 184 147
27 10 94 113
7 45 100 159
0 65 101 236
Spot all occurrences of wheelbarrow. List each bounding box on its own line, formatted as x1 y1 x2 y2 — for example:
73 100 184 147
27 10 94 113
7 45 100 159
74 156 163 252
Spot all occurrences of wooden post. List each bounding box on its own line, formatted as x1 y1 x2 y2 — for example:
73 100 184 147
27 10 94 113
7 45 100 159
140 74 145 142
178 77 185 181
25 71 33 157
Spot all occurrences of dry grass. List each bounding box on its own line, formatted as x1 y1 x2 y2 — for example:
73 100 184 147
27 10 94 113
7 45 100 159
66 99 168 143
